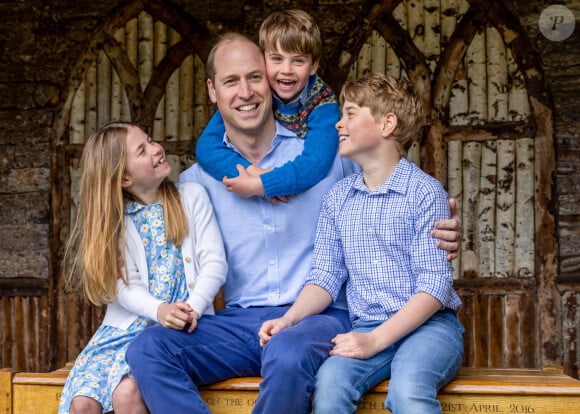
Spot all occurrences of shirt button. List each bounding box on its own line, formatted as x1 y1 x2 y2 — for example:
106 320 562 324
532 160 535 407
188 282 195 289
368 228 374 233
185 257 192 263
269 260 275 265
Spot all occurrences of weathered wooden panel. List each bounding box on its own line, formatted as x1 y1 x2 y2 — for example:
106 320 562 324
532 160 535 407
456 283 538 370
0 296 50 372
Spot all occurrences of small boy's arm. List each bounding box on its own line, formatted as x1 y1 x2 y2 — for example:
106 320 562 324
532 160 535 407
195 110 251 180
259 102 340 197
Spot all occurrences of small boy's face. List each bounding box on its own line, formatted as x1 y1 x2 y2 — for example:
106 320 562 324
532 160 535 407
264 43 318 103
336 100 384 160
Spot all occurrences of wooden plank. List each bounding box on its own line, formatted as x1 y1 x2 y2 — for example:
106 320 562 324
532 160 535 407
7 367 580 413
0 368 14 414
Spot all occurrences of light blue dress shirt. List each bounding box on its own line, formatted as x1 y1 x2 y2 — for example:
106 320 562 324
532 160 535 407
180 122 356 308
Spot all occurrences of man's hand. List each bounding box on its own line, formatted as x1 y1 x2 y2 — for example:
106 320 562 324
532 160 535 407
431 198 463 261
268 194 296 205
258 317 294 347
157 301 194 330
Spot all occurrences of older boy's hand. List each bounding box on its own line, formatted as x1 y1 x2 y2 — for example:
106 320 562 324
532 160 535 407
329 331 381 359
258 317 293 347
431 198 463 261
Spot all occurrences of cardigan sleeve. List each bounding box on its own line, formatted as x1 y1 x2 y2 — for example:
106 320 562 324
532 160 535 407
180 182 228 316
116 222 164 323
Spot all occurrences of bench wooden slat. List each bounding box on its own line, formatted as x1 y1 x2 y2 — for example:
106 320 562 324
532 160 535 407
2 366 580 413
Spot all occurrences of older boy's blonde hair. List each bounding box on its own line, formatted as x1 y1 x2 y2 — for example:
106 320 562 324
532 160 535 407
259 9 321 63
340 72 425 155
62 121 188 306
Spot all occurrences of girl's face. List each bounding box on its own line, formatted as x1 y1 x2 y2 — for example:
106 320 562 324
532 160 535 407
264 43 318 103
122 126 170 203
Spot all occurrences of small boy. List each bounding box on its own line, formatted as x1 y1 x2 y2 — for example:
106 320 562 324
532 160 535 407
258 72 465 414
195 9 339 201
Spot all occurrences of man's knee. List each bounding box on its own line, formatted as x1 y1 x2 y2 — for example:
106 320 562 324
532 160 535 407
126 326 160 365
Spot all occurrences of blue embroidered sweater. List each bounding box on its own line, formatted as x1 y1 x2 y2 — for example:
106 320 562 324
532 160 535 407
195 74 339 197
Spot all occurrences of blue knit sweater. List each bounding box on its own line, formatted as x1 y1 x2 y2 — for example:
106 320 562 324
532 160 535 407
195 74 339 197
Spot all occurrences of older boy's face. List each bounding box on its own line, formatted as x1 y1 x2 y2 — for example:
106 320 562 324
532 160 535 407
207 39 273 137
264 43 318 103
336 100 384 160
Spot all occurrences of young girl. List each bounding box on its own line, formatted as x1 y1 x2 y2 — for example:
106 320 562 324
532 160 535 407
58 121 228 414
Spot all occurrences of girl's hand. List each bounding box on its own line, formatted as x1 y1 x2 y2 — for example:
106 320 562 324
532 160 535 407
329 331 381 359
157 301 194 330
186 310 200 333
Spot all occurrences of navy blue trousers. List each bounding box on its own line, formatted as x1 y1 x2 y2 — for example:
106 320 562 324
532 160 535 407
126 306 350 413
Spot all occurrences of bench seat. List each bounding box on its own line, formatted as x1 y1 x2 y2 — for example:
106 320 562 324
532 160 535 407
2 366 580 413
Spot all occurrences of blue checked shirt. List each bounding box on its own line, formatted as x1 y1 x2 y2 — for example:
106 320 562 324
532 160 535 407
305 157 462 323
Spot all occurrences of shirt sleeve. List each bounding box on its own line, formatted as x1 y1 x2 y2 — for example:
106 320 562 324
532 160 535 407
411 178 454 306
259 102 340 197
304 190 348 300
195 110 251 181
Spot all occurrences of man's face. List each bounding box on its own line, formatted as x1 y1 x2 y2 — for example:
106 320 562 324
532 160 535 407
207 39 273 138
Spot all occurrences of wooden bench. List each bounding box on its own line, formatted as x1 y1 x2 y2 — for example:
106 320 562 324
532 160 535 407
2 366 580 413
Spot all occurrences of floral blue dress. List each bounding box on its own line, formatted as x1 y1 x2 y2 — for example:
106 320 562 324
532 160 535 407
58 201 189 413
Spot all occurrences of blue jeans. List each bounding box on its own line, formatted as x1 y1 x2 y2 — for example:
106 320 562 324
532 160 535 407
313 309 465 414
126 306 350 414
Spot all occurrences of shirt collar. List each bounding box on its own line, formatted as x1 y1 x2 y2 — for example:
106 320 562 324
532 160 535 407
352 157 412 195
124 199 163 214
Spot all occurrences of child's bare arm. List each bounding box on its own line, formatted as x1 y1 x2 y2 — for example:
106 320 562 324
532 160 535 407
259 284 332 347
330 293 441 359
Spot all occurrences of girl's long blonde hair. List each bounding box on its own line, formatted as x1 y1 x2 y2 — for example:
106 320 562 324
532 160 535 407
62 121 188 306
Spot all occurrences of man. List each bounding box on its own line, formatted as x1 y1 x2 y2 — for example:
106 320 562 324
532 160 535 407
126 33 461 414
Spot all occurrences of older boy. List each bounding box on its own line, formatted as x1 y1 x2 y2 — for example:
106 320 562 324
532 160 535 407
259 73 465 414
